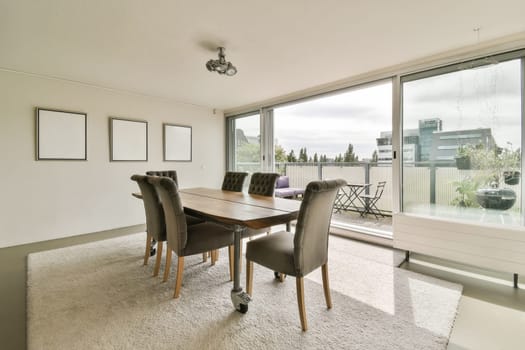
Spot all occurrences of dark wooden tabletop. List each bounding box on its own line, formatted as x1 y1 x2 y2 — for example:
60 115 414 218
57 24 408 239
133 187 301 230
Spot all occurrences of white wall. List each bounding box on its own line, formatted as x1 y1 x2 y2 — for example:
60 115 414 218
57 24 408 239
0 70 225 248
394 213 525 275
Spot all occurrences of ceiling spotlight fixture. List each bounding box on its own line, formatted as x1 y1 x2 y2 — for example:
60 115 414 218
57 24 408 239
206 47 237 76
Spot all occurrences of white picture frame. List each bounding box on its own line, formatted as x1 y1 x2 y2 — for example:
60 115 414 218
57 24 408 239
110 118 148 161
163 124 192 162
36 108 87 160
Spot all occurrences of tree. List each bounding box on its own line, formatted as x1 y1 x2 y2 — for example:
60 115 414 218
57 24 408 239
313 153 319 163
343 143 358 162
372 150 378 162
287 149 297 162
275 144 287 163
298 147 308 162
236 143 260 163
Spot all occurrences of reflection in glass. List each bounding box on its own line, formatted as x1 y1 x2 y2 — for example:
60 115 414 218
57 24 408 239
402 58 522 226
234 114 261 172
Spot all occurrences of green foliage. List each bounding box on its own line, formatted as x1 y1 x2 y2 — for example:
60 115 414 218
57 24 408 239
372 150 378 162
276 143 359 164
343 143 358 162
298 147 308 162
287 149 297 162
459 145 521 187
450 176 480 208
236 143 260 163
274 144 287 162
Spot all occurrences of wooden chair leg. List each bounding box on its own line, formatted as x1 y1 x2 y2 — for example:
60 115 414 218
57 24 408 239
153 241 163 277
163 246 172 282
246 260 253 296
210 250 216 265
228 245 234 281
279 273 286 282
144 233 152 265
202 252 207 262
296 277 308 331
173 256 184 298
321 263 332 309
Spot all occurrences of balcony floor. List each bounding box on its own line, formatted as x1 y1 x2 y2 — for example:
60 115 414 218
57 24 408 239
332 210 393 235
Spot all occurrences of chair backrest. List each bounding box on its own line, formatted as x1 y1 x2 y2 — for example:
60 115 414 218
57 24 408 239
248 172 280 196
293 179 346 276
275 175 290 189
146 170 178 186
147 176 188 254
221 171 248 192
372 181 387 199
130 174 166 241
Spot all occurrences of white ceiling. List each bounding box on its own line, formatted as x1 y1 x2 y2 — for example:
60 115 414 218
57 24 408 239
1 0 525 111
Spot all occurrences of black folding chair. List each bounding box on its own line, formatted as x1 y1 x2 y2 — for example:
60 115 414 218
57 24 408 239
359 181 386 219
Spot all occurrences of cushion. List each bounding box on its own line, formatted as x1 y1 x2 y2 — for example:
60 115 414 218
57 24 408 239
246 231 297 276
275 176 290 188
275 188 296 198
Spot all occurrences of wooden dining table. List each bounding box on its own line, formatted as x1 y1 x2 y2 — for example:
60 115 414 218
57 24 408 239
176 187 301 312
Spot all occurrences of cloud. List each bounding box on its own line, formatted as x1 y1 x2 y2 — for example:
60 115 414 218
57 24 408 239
238 58 522 160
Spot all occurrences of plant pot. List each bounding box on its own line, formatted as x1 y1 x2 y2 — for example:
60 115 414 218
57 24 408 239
503 171 520 185
475 188 516 210
455 156 471 170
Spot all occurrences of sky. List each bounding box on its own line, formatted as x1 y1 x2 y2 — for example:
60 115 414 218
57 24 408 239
238 58 522 160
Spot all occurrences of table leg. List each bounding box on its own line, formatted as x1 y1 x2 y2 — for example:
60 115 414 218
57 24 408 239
230 225 251 313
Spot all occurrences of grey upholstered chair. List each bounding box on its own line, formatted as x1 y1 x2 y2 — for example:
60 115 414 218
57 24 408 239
148 176 235 298
245 172 281 237
220 171 249 278
131 174 204 278
146 170 178 184
248 172 280 196
221 171 249 192
145 170 204 227
245 179 346 331
146 170 212 262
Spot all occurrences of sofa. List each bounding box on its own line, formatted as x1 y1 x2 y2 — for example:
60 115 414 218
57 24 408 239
274 176 305 199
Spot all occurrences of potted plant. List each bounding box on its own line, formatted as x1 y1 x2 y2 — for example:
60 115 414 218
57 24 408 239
500 147 521 185
466 145 520 210
503 171 520 185
450 176 480 208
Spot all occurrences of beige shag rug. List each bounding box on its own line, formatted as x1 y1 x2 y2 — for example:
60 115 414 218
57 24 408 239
27 233 462 350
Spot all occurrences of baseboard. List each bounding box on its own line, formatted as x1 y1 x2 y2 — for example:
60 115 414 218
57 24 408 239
2 224 146 253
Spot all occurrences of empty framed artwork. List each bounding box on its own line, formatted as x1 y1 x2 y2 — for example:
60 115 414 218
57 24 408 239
163 124 192 161
110 117 148 161
36 108 87 160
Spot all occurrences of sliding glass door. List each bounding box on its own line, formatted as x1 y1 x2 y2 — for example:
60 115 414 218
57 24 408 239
272 80 393 235
401 50 524 227
228 112 261 173
226 48 525 237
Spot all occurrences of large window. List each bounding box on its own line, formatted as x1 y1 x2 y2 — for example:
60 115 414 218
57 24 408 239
229 113 261 173
273 81 393 235
226 48 525 237
401 52 524 226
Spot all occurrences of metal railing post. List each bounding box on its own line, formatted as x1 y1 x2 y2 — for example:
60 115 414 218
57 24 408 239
430 164 436 204
365 162 371 195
